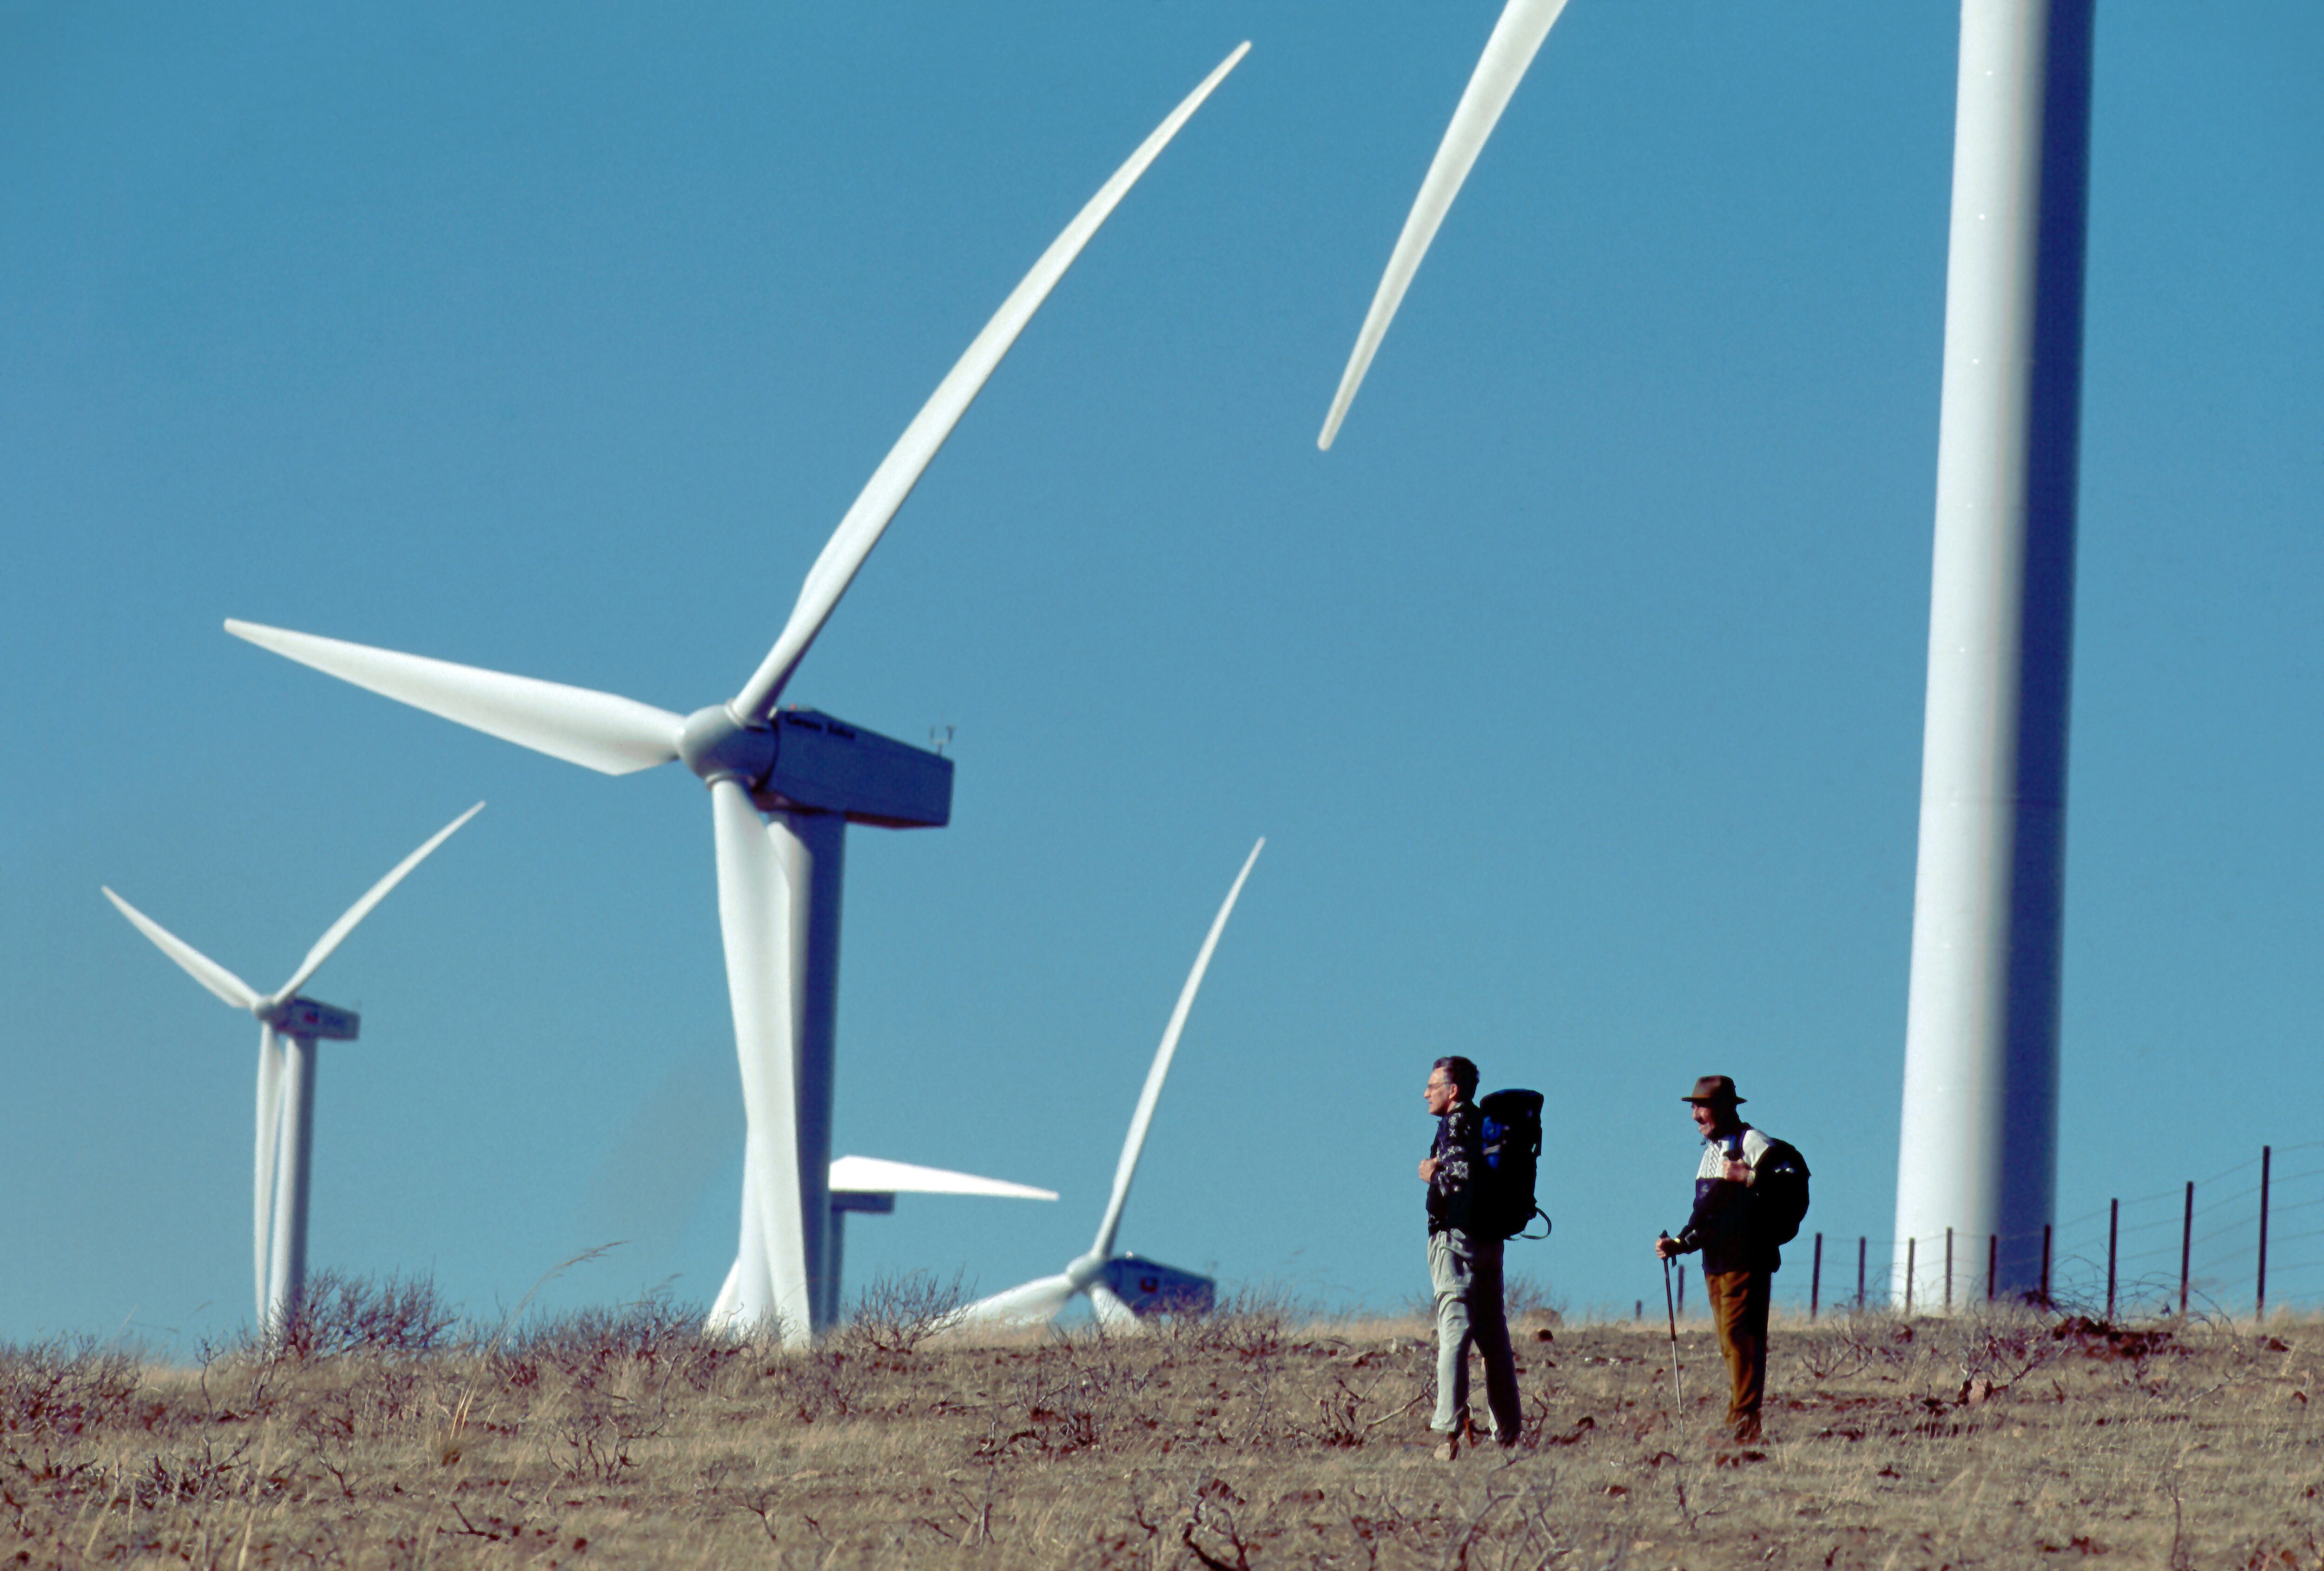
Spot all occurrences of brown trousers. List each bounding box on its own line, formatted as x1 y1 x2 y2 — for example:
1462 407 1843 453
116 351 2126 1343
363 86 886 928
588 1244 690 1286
1702 1268 1771 1440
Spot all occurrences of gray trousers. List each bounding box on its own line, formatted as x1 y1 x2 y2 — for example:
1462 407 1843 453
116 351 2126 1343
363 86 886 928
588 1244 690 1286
1428 1228 1521 1441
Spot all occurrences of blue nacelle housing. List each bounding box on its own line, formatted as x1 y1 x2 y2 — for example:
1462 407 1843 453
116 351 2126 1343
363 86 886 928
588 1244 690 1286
753 709 953 829
269 997 359 1041
1099 1254 1215 1318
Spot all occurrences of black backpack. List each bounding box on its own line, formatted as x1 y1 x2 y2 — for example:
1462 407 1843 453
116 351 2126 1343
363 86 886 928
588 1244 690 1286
1477 1089 1552 1241
1752 1137 1812 1248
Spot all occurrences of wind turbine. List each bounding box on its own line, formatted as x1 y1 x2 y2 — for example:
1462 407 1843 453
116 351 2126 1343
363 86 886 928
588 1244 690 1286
954 838 1262 1332
1318 0 1572 450
220 44 1249 1347
1319 0 2096 1306
101 802 483 1335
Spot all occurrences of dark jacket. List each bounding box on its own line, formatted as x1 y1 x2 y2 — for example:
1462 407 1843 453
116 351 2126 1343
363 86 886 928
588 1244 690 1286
1671 1124 1809 1274
1426 1100 1485 1235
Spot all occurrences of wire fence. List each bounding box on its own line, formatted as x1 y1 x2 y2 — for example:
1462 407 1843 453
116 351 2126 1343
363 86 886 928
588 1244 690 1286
1641 1142 2324 1324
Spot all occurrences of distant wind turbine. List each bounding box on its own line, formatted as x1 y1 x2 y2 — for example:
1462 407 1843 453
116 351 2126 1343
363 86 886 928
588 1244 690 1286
223 44 1249 1347
954 838 1262 1331
102 803 483 1335
1319 0 1571 450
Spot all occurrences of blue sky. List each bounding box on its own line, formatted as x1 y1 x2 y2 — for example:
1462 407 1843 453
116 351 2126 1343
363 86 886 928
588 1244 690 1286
3 1 2318 1347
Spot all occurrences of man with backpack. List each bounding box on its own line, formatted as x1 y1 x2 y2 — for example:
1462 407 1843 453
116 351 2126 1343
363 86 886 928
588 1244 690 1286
1419 1055 1522 1458
1653 1075 1810 1444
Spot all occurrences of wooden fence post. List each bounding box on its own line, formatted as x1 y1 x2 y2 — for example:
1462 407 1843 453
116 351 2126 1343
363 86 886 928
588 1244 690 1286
2179 1181 2193 1319
2106 1199 2119 1321
2258 1145 2272 1321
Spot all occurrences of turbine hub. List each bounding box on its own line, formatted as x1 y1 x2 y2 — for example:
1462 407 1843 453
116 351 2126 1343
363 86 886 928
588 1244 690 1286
678 705 777 788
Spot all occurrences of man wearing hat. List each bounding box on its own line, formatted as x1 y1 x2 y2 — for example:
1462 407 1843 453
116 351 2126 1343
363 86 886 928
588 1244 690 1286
1653 1075 1809 1444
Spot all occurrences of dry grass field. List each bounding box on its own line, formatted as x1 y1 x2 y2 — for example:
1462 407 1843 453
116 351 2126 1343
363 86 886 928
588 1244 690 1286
6 1274 2322 1569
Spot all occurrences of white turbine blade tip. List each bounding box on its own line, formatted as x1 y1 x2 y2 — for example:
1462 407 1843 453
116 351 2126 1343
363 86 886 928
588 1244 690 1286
274 800 486 1002
729 41 1251 720
829 1155 1057 1201
101 887 262 1010
1318 0 1567 451
224 619 684 776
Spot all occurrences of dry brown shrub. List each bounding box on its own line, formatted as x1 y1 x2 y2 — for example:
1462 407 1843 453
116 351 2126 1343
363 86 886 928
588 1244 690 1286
5 1300 2324 1566
848 1268 972 1355
0 1337 144 1437
269 1269 459 1361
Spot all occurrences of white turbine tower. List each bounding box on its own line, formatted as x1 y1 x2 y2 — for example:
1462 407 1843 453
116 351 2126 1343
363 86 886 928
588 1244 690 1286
101 802 483 1335
1894 0 2093 1307
1318 0 1571 450
221 44 1249 1347
955 838 1262 1332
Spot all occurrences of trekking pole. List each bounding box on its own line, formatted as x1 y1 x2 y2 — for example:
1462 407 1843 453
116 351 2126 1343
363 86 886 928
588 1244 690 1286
1658 1232 1684 1416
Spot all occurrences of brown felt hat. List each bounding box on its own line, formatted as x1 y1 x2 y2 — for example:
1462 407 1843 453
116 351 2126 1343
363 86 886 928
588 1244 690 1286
1681 1075 1745 1106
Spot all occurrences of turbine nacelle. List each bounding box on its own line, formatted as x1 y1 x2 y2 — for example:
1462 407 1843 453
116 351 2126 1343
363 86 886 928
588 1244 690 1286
680 705 953 828
256 997 361 1041
1099 1254 1215 1318
1063 1251 1214 1318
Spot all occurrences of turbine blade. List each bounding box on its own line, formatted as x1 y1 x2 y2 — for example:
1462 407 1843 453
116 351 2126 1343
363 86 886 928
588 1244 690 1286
224 620 684 776
1088 1281 1142 1332
706 1256 746 1336
707 1166 765 1339
954 1272 1080 1328
101 887 262 1010
273 803 484 1002
730 42 1252 719
711 779 815 1345
829 1155 1057 1201
254 1024 284 1322
1317 0 1569 449
1089 838 1264 1261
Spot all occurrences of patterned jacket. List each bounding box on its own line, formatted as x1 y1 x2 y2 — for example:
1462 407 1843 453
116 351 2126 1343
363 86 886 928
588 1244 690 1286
1426 1101 1485 1235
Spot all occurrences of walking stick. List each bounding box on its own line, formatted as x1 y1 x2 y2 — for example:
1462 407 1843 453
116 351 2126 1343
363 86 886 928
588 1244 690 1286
1659 1232 1684 1416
